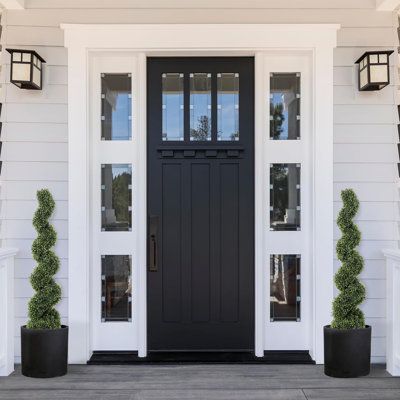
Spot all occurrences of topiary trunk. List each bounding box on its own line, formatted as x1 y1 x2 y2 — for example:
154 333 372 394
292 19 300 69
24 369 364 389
27 189 61 330
332 189 366 329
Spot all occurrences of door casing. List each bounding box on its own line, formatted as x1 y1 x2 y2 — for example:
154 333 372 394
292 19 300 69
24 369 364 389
64 23 338 363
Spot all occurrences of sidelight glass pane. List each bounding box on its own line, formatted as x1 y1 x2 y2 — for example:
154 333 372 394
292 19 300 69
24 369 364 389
217 73 239 141
162 73 184 141
101 164 132 231
270 164 300 231
270 254 301 322
101 255 132 322
190 73 212 141
270 73 300 140
101 73 132 141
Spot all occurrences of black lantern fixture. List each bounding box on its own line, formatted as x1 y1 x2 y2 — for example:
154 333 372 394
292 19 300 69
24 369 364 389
355 50 394 91
6 49 46 90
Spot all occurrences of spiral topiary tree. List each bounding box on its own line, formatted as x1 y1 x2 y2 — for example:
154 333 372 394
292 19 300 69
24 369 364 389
332 188 366 329
27 189 61 330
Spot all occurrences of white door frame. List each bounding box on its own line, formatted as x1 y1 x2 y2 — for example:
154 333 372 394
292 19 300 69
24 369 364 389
62 23 339 364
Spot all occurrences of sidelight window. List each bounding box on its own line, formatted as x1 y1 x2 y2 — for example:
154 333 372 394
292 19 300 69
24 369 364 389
270 73 300 140
101 255 132 322
101 164 132 232
270 163 301 231
270 254 301 322
101 73 132 141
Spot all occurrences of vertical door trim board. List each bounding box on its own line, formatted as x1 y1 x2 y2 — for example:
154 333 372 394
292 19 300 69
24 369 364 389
62 23 339 364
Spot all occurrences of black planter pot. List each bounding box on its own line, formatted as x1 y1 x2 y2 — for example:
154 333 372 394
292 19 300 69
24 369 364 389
324 325 371 378
21 325 68 378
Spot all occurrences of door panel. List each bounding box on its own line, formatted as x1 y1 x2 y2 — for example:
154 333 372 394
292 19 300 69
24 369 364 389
147 57 254 351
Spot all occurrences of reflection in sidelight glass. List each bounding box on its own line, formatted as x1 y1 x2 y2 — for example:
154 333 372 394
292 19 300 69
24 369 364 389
270 164 300 231
190 73 212 141
217 73 239 141
270 73 300 140
101 164 132 231
162 73 184 141
101 255 132 322
101 73 132 140
270 254 301 322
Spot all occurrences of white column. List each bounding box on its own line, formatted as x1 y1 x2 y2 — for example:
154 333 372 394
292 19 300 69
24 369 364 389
383 249 400 376
0 248 18 376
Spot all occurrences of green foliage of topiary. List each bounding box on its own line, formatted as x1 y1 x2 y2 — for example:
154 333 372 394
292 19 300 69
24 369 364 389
332 189 366 329
27 189 61 330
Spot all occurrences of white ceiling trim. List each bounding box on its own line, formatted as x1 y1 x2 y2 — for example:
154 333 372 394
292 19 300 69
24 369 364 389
0 0 24 9
376 0 400 10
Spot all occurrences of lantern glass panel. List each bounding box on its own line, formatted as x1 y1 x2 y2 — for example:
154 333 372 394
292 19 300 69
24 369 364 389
369 54 378 64
379 54 388 63
13 63 31 82
12 52 21 62
22 53 31 62
33 65 41 87
370 65 387 83
360 68 368 89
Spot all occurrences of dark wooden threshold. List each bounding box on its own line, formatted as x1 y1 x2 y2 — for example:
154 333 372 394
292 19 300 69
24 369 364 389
88 350 315 365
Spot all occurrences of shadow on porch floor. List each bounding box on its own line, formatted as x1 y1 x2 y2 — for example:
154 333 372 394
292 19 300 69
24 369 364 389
0 364 399 399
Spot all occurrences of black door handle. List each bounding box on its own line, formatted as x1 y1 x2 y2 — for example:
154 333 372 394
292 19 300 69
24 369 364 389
149 216 158 272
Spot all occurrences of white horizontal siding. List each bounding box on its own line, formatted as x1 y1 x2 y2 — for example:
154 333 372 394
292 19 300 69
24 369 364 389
1 142 68 162
14 258 68 279
334 163 396 182
1 122 68 142
334 259 386 279
3 103 68 123
333 201 397 221
1 3 397 364
2 220 68 239
5 239 68 259
2 200 68 220
1 181 68 200
334 124 396 143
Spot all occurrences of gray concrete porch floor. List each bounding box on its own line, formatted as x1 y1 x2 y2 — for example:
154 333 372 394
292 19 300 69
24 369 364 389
1 364 400 400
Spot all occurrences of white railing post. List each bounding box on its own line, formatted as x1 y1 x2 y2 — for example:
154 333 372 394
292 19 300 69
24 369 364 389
383 248 400 376
0 248 18 376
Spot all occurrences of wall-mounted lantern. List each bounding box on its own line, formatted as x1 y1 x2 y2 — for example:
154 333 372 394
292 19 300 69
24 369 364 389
355 50 394 91
6 49 46 90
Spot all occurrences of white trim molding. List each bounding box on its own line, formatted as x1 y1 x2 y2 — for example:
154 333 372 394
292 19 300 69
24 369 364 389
0 0 24 9
376 0 400 11
383 248 400 376
61 23 339 364
0 247 18 376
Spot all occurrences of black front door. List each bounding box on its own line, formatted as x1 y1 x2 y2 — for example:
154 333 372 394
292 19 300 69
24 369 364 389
147 57 254 351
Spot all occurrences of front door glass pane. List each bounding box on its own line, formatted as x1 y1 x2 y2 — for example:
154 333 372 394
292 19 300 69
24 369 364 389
190 73 212 141
162 73 184 141
270 254 301 322
101 73 132 141
270 73 300 140
217 73 239 141
101 164 132 231
101 255 132 322
270 163 300 231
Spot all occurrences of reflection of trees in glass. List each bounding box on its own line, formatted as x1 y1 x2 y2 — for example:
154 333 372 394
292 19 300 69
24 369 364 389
271 165 288 222
230 131 239 141
190 115 211 141
271 102 285 139
112 172 131 225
